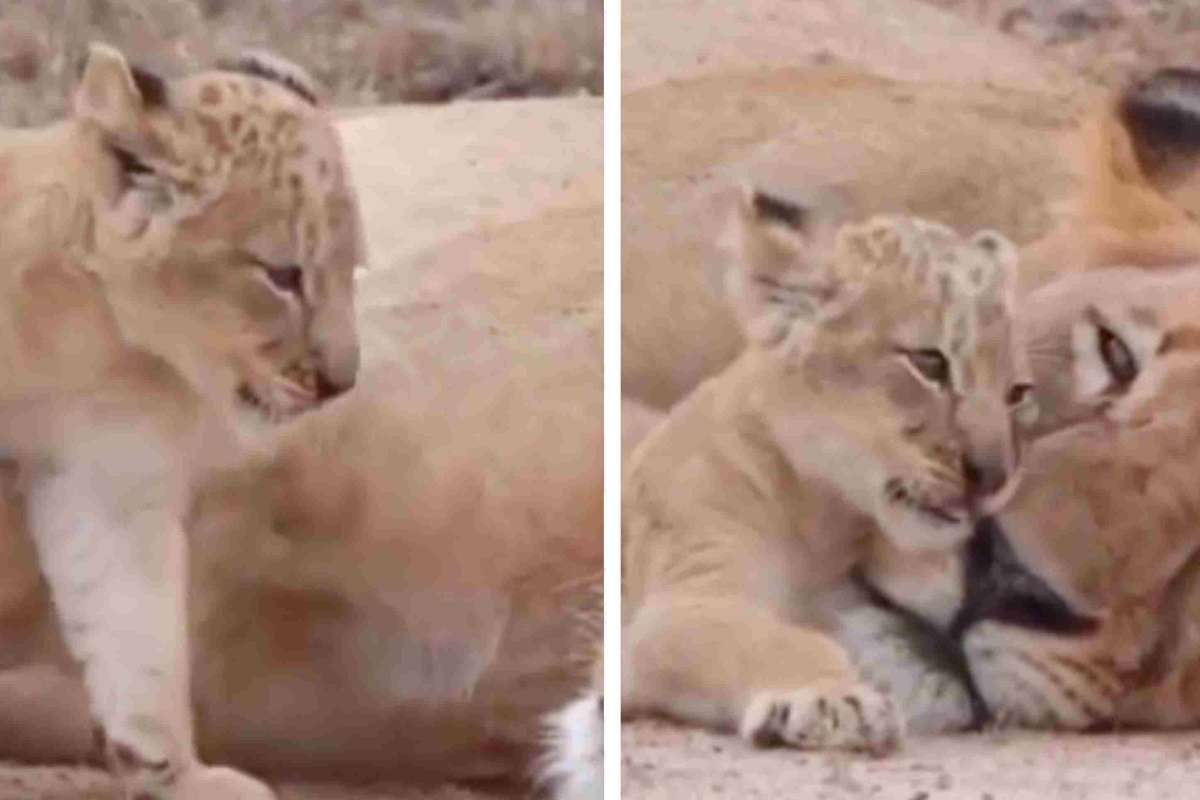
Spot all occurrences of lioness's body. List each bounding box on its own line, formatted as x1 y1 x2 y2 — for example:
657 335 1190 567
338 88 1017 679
0 334 602 782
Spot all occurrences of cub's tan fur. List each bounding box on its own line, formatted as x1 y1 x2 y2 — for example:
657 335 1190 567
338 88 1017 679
0 43 361 798
623 197 1031 753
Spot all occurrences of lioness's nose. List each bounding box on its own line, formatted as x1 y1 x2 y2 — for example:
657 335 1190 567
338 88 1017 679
962 454 1008 498
312 328 359 401
949 517 1098 639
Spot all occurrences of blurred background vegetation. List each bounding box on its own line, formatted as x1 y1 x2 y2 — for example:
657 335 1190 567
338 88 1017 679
924 0 1200 86
0 0 602 126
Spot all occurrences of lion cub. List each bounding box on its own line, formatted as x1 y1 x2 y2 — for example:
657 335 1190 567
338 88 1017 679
623 193 1035 753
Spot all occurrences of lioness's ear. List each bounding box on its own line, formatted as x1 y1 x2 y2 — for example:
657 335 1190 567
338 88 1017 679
724 185 839 346
1117 67 1200 186
73 43 163 140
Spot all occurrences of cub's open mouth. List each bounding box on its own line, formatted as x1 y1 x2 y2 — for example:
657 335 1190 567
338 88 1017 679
236 383 271 414
235 378 317 421
884 477 964 525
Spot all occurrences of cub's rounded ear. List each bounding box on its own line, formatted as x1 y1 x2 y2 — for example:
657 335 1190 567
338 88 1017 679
218 48 323 106
1117 67 1200 185
964 229 1018 297
723 184 840 347
73 43 163 138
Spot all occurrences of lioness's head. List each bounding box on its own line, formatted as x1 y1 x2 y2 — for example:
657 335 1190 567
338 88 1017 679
865 266 1200 730
65 44 363 420
726 191 1034 549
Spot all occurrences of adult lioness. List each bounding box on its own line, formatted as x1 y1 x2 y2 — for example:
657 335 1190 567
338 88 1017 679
861 265 1200 731
623 193 1034 753
0 44 361 798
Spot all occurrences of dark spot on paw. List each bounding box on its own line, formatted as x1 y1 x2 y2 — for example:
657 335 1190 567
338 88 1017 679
844 694 865 724
776 702 791 730
751 719 783 749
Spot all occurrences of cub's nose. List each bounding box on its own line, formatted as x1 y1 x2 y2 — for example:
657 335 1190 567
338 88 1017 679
961 454 1008 498
314 370 354 401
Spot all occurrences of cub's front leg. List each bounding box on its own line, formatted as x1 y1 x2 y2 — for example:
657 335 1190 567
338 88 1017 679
25 445 274 800
623 593 903 755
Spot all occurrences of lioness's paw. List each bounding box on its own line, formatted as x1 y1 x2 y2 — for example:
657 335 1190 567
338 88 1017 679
740 683 903 755
172 765 276 800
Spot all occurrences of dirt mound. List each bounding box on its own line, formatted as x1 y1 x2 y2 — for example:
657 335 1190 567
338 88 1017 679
622 0 1074 92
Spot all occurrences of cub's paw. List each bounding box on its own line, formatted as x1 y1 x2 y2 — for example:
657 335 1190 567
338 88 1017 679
172 765 277 800
740 683 903 756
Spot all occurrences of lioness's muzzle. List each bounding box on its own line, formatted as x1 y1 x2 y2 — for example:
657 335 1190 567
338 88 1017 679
949 517 1099 640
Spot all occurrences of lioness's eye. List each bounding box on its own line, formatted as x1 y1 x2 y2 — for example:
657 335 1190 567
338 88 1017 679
263 264 304 297
1097 326 1137 385
905 349 951 387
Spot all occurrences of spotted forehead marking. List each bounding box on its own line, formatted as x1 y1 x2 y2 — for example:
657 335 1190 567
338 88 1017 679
139 62 355 274
833 216 1014 387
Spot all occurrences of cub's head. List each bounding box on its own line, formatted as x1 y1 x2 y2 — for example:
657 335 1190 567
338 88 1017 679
726 190 1034 549
865 266 1200 730
69 44 363 420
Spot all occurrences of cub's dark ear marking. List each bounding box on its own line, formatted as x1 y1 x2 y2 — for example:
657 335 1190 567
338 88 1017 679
751 190 807 230
1119 67 1200 180
218 51 320 106
129 66 167 108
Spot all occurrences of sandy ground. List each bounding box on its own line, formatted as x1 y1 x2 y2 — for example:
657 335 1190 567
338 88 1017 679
623 720 1200 800
0 93 600 800
0 767 497 800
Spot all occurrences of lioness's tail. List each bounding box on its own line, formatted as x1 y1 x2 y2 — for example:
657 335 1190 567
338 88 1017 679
539 656 603 800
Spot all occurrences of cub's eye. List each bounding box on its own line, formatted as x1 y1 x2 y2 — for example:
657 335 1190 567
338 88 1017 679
1006 382 1034 406
263 264 304 296
111 145 153 177
1097 325 1137 385
1008 382 1039 427
904 348 951 387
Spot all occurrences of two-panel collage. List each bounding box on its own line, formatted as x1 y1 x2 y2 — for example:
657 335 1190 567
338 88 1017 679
4 0 1200 798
